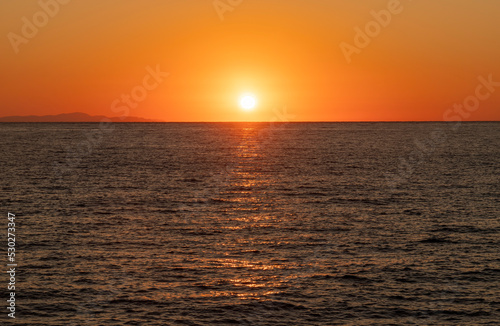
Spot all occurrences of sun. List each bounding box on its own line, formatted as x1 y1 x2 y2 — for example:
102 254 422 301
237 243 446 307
239 94 257 111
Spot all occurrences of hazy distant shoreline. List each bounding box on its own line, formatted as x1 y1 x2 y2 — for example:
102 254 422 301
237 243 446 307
0 112 162 123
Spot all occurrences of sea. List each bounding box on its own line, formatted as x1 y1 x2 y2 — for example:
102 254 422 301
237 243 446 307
0 122 499 325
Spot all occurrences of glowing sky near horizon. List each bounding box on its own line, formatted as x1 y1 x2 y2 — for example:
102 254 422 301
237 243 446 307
1 0 500 121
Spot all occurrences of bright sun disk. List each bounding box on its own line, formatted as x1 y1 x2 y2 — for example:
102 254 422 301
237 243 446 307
239 94 257 111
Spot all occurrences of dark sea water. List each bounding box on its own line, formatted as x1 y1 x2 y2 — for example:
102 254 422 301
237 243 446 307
1 122 499 325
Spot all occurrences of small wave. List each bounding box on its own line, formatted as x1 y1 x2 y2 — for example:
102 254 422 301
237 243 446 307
181 177 202 183
339 274 372 282
432 226 498 234
419 237 454 243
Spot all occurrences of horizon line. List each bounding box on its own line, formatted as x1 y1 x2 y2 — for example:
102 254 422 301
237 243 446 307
1 120 499 123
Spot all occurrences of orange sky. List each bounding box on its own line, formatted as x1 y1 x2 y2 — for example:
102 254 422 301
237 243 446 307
1 0 500 121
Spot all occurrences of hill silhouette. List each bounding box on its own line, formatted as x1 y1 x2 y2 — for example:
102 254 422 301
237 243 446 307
0 112 162 122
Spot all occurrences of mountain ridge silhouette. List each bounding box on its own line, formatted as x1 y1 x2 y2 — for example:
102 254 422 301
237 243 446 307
0 112 163 122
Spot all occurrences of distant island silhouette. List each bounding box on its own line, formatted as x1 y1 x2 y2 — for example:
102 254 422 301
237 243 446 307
0 112 163 122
